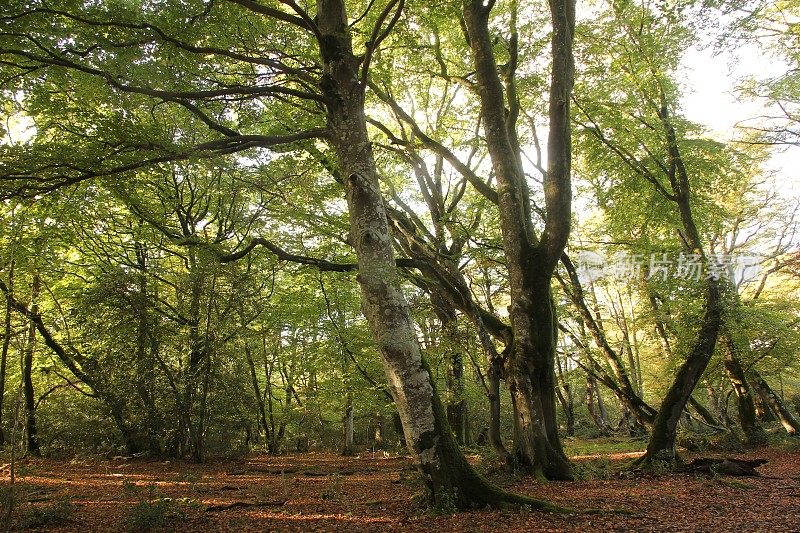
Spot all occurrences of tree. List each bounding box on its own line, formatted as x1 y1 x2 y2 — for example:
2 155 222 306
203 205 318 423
461 0 575 480
572 0 728 466
0 0 569 509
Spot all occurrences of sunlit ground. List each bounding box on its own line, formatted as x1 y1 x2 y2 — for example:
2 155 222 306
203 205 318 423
1 440 798 531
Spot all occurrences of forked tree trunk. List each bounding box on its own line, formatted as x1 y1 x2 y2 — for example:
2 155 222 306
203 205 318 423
463 0 575 481
316 0 550 509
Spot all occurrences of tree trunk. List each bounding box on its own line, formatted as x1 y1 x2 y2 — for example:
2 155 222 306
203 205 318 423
487 353 509 461
688 396 723 429
463 0 575 481
23 272 41 457
342 390 355 456
245 344 272 450
750 370 800 436
555 382 575 438
560 254 656 427
586 376 610 435
639 280 721 466
0 262 14 446
133 241 162 456
446 354 467 446
555 352 575 437
648 291 674 359
720 332 765 444
754 385 778 422
433 294 467 446
315 0 551 508
0 278 150 456
372 412 385 450
635 94 724 468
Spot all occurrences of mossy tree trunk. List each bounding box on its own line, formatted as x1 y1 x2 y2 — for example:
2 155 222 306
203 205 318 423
462 0 576 480
750 370 800 436
720 331 765 444
315 0 552 508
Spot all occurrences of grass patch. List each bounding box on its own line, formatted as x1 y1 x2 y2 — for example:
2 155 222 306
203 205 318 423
128 498 186 532
19 498 76 529
124 481 199 531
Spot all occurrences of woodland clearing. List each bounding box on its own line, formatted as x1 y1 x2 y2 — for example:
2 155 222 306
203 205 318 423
2 441 799 532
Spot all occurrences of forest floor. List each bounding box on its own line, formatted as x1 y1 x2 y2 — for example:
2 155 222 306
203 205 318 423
2 439 799 532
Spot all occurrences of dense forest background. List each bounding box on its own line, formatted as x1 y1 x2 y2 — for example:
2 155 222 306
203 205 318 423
1 0 799 510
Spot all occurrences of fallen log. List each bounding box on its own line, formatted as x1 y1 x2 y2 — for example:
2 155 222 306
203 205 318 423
681 458 767 476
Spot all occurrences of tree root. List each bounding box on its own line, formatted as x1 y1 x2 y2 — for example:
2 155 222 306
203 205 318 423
206 500 287 512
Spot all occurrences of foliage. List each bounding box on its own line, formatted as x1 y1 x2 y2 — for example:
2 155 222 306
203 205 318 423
0 0 797 496
18 498 76 530
125 482 198 532
127 498 187 533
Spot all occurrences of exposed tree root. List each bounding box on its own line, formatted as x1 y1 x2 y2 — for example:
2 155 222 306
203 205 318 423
206 500 286 512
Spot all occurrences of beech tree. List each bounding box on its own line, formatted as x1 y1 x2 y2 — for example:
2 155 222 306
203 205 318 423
462 0 575 479
0 0 583 508
0 0 798 510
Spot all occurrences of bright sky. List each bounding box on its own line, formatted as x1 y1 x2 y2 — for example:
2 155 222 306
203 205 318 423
681 44 800 200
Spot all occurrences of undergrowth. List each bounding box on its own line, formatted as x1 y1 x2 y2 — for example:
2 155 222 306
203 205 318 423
19 498 76 529
124 479 199 532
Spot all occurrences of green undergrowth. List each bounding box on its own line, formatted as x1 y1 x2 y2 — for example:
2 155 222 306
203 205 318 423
123 480 201 532
0 484 76 531
19 498 76 530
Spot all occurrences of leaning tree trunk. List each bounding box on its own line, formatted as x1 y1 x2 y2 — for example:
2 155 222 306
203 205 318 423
638 279 721 467
750 370 800 436
720 331 765 444
560 253 657 428
688 396 723 429
632 93 725 468
315 0 551 509
754 385 778 422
